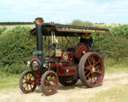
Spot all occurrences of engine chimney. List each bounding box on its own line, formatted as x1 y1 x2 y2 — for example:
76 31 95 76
34 17 44 57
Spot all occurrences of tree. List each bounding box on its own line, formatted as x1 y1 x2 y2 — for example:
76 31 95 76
71 20 93 26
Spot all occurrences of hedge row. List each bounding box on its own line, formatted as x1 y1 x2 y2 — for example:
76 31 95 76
0 25 128 74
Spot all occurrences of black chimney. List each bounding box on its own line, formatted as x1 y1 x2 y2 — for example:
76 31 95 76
35 24 43 57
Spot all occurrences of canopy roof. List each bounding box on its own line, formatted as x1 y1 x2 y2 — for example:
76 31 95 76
32 23 110 36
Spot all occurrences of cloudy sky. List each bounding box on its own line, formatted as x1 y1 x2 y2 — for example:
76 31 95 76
0 0 128 24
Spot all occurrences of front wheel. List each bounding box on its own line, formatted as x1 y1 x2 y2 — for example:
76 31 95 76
19 70 36 93
41 71 59 96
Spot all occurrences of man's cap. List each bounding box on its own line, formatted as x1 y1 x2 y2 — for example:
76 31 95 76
34 17 44 22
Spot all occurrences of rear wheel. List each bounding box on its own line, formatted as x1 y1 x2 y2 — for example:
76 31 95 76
19 70 36 93
41 71 59 96
59 76 78 86
79 52 104 88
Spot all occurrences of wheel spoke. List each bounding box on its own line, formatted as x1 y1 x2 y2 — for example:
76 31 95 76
91 71 103 83
94 71 102 75
24 76 27 80
90 56 96 65
27 74 29 80
90 74 97 83
85 66 91 71
22 79 26 83
31 84 34 89
87 59 92 65
25 84 29 90
23 83 27 88
28 84 31 90
94 59 101 66
85 71 91 78
44 75 57 87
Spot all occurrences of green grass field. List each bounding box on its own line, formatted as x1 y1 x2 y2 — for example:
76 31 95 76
0 71 19 90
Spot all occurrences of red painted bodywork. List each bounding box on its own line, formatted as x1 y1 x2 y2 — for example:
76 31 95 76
31 43 89 85
34 70 42 85
50 63 77 76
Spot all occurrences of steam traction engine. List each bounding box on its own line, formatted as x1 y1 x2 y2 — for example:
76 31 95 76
19 22 109 95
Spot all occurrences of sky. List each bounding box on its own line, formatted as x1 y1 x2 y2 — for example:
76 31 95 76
0 0 128 24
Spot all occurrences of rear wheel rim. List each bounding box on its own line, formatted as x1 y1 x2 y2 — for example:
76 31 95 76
20 72 36 92
84 54 104 86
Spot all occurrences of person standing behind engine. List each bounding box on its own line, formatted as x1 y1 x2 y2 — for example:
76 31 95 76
80 33 93 48
30 17 44 35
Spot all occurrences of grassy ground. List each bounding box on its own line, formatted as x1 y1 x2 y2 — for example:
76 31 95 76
105 58 128 74
0 71 19 91
89 85 128 102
